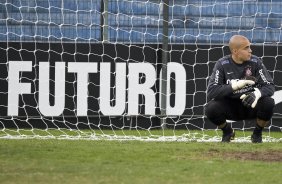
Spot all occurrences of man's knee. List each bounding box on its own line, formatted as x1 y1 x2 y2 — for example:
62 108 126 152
205 100 218 118
205 100 225 126
260 96 275 109
257 97 275 121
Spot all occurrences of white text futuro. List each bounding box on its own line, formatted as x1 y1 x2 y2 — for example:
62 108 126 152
8 61 187 116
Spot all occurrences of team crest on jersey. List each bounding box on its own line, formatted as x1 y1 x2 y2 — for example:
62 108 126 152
244 65 252 76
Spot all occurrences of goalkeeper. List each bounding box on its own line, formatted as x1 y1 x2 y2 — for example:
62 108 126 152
205 35 275 143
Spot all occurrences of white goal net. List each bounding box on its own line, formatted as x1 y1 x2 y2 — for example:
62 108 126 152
0 0 281 142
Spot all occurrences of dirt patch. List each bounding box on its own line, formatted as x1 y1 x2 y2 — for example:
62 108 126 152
207 149 282 162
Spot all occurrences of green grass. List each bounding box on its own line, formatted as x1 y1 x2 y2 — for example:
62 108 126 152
1 138 282 184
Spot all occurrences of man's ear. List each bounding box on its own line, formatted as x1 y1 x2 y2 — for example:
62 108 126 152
232 49 238 55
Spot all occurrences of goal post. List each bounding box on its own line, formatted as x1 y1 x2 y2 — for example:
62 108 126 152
101 0 109 42
0 0 281 142
161 0 169 129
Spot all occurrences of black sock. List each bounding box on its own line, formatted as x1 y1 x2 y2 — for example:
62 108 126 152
253 124 263 135
221 123 232 134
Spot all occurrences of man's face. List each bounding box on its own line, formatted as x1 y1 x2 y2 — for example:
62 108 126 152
236 38 252 62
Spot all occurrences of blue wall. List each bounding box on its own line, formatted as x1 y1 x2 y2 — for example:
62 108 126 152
0 0 281 44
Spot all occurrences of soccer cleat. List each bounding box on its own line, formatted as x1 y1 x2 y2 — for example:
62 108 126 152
221 129 235 142
251 133 262 143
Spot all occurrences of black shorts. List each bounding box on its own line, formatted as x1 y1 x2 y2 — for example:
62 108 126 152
205 97 275 125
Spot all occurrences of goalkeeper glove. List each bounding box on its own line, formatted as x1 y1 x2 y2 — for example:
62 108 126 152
244 76 257 83
231 79 255 91
240 88 262 108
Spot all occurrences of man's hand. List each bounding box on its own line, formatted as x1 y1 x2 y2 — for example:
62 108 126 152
244 76 257 82
231 79 255 91
240 88 262 108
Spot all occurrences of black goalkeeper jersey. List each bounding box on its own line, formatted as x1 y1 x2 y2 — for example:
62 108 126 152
207 55 275 101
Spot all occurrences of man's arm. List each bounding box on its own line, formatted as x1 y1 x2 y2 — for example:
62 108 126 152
207 61 233 100
255 61 275 97
239 61 274 109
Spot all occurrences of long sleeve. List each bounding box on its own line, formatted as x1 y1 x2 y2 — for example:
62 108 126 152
255 60 275 97
207 61 233 101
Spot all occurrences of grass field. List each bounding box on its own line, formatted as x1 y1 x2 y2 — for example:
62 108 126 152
1 130 282 184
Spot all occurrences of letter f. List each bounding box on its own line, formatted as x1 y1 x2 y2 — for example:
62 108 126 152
8 61 32 116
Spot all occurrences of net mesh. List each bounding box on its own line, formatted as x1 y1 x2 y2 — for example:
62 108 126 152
0 0 281 142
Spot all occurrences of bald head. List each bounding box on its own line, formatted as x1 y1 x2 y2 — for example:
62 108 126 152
228 35 252 64
229 35 249 53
